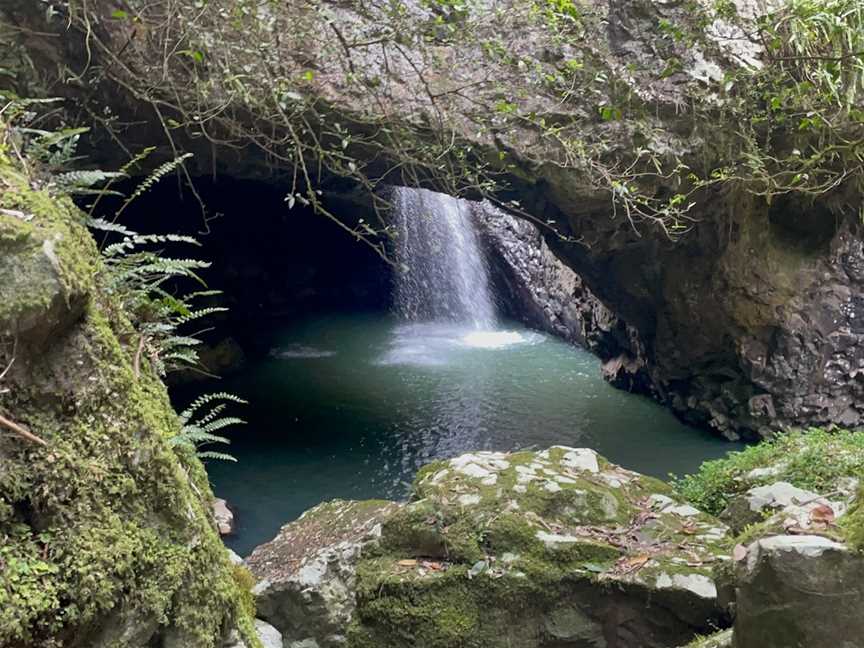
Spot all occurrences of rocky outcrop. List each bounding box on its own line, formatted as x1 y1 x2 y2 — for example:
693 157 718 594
475 202 650 391
214 497 237 536
673 429 864 648
0 129 255 646
5 0 861 438
247 447 732 647
224 619 284 648
246 500 400 647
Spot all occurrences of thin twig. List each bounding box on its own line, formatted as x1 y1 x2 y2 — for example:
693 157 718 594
0 413 48 446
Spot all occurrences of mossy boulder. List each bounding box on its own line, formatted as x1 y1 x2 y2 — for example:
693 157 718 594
246 500 401 648
674 429 864 648
0 136 256 647
247 447 733 648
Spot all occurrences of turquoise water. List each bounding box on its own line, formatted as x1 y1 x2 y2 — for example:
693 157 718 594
200 314 738 555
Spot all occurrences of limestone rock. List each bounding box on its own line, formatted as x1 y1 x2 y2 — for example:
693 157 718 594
733 535 864 648
249 448 732 648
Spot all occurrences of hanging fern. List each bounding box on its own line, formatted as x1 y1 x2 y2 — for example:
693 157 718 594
52 169 126 195
173 392 248 462
85 153 227 376
116 152 193 218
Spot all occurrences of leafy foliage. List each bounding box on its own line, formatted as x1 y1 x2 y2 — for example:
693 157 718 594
89 215 226 376
173 392 247 462
672 428 864 516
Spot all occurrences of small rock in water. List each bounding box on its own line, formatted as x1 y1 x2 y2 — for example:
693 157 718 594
213 497 235 536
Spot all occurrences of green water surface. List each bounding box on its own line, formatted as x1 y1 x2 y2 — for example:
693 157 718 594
199 313 738 555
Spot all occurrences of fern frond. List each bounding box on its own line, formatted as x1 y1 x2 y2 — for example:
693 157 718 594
180 392 247 421
196 451 237 462
117 153 193 217
176 307 228 324
54 169 125 189
87 218 138 236
174 390 245 463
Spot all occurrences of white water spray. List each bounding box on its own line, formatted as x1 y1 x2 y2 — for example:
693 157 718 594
382 188 539 364
392 187 496 330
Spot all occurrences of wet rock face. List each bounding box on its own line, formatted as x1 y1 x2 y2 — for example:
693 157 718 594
475 203 648 387
477 189 864 439
247 448 732 648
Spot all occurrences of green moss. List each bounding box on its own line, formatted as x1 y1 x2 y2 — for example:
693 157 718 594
349 558 567 648
672 428 864 516
841 486 864 550
0 134 256 647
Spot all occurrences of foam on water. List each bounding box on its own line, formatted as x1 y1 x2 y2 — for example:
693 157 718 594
460 330 541 349
269 344 337 359
378 322 543 366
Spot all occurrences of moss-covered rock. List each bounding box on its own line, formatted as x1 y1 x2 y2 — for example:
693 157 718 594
673 430 864 648
673 429 864 517
0 130 257 647
247 447 733 648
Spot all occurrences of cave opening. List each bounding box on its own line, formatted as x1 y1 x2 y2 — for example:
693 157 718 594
89 176 738 555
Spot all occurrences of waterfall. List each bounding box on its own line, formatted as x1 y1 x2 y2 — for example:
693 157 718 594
392 187 496 330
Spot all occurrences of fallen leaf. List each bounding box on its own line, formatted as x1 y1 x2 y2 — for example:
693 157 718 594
733 543 747 562
621 554 650 572
582 562 607 573
782 517 798 531
397 559 418 567
809 504 835 526
467 560 487 579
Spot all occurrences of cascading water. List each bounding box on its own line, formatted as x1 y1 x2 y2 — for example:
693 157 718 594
392 186 496 329
381 187 536 366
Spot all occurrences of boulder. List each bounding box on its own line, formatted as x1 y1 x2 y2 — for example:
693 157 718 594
732 535 864 648
248 448 732 647
246 500 401 648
